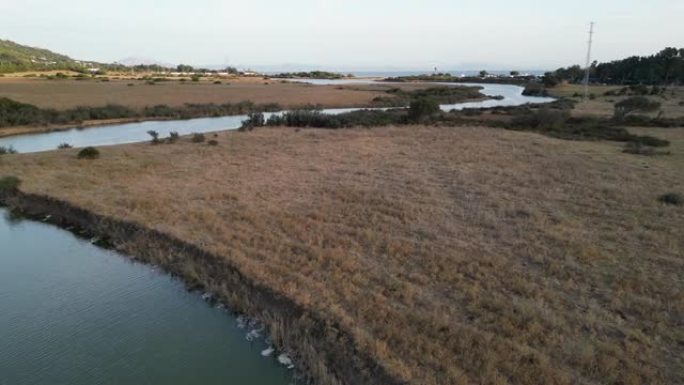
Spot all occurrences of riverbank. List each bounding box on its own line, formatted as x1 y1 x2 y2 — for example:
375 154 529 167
1 125 682 385
0 79 490 138
0 190 398 385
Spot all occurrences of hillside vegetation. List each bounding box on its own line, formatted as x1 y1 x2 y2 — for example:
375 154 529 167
0 39 87 73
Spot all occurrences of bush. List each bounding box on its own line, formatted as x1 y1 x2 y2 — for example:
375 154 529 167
522 82 548 97
239 112 265 131
614 96 661 121
631 135 669 147
191 133 206 143
147 130 160 144
167 131 180 143
0 145 18 155
77 147 100 159
213 80 222 85
208 140 219 146
658 193 682 206
408 97 441 122
191 75 200 82
57 143 72 149
510 109 569 130
622 142 670 156
0 176 21 193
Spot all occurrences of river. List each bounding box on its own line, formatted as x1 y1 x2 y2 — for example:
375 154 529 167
0 81 553 154
0 208 297 385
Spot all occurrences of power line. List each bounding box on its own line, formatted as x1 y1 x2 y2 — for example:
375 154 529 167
583 22 595 101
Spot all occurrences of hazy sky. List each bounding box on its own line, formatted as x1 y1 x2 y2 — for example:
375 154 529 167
1 0 682 71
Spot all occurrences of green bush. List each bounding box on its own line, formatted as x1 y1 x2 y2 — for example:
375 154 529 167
208 140 219 146
239 112 265 131
0 176 21 193
614 96 661 121
57 143 72 149
77 147 100 159
0 145 18 155
191 133 206 143
510 109 569 130
167 131 180 143
147 130 160 144
622 142 670 156
408 97 440 122
658 193 683 206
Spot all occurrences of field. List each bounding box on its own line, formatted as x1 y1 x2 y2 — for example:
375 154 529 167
0 76 387 110
548 84 684 119
1 124 682 385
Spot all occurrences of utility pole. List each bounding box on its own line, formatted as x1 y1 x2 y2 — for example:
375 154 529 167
583 22 595 101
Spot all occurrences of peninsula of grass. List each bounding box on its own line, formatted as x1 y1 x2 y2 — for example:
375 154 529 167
271 71 353 79
384 73 533 85
1 123 682 385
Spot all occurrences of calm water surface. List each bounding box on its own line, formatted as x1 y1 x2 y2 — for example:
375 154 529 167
0 208 296 385
0 81 552 154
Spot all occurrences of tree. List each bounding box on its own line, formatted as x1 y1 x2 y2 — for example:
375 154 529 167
510 70 520 76
479 70 488 77
613 96 661 121
176 64 194 73
542 73 560 87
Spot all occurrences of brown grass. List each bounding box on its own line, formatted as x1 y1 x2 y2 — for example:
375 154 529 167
0 77 387 109
1 125 683 385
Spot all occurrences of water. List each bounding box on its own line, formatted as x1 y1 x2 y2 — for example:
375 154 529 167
0 81 553 154
0 208 296 385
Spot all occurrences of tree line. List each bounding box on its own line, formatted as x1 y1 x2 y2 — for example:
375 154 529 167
545 47 683 86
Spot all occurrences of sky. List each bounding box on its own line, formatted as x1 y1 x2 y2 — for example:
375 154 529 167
1 0 682 71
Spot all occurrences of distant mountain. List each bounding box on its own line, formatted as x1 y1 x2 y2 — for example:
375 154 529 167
0 39 95 73
116 56 175 68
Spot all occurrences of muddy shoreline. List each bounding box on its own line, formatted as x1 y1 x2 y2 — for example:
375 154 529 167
0 190 403 385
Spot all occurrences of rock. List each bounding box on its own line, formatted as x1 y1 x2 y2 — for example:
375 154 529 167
277 353 294 369
261 347 274 357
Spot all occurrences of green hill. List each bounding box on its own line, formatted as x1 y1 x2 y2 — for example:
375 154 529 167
0 39 90 73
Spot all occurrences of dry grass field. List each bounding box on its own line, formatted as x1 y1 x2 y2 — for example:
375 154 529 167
0 77 387 110
1 124 682 385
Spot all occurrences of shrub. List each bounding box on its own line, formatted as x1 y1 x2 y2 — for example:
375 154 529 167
510 109 569 130
408 97 440 122
631 135 669 147
0 176 21 193
208 140 219 146
622 142 670 156
614 97 661 121
0 145 18 155
167 131 180 143
213 80 221 85
191 75 200 82
147 130 161 144
522 82 548 97
57 143 72 149
240 112 265 131
191 133 206 143
658 193 683 206
77 147 100 159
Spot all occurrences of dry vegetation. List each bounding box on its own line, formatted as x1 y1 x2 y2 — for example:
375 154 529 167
549 84 684 119
0 77 386 109
1 125 683 385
